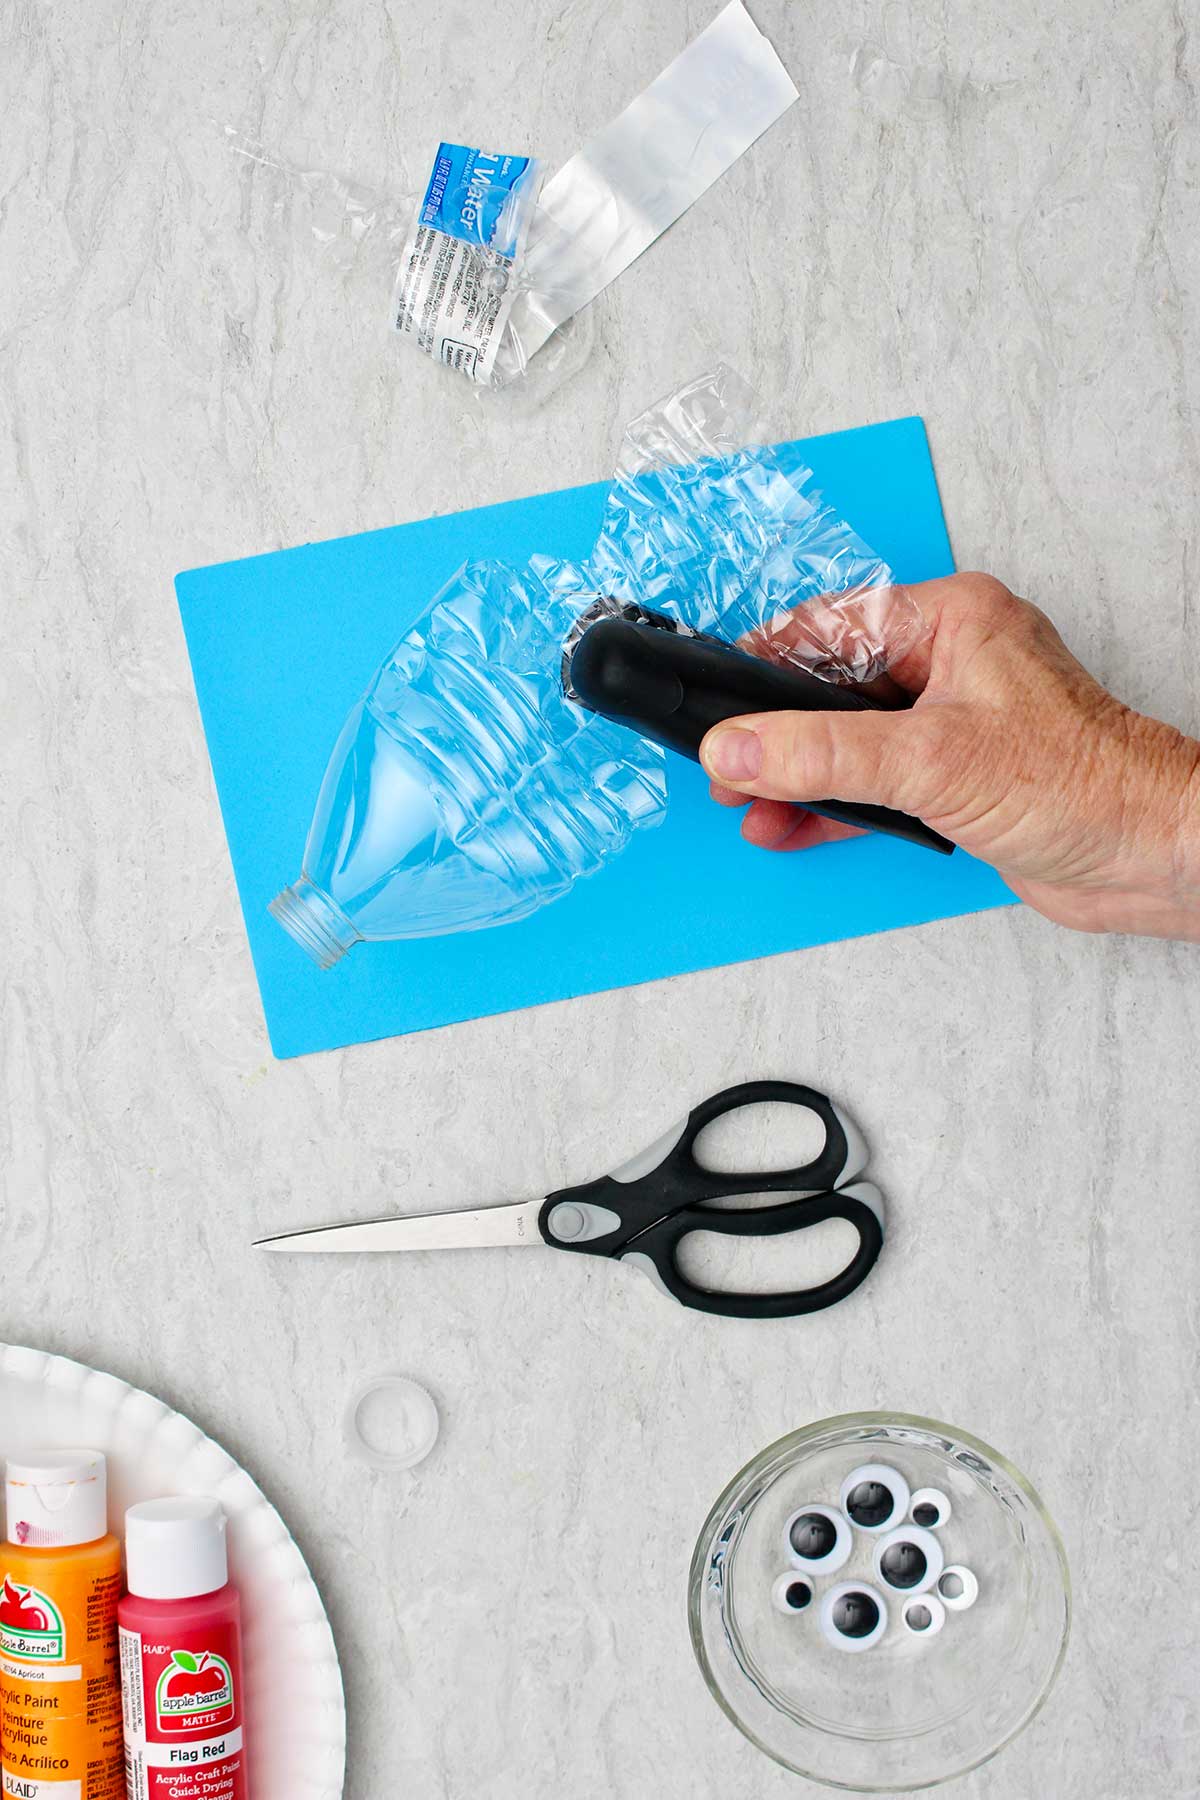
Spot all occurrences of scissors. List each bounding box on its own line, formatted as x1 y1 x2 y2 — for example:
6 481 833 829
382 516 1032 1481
255 1080 885 1321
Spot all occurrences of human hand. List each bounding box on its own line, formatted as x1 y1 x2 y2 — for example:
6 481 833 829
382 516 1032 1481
700 574 1200 939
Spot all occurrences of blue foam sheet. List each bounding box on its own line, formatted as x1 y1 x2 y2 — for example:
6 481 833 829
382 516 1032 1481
176 418 1014 1058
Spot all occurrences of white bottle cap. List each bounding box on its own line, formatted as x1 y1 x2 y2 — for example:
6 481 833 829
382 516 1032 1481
343 1374 440 1471
124 1497 229 1601
5 1449 108 1548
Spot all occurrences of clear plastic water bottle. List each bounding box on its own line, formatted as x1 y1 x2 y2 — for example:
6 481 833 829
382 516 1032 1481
269 367 924 968
270 561 666 967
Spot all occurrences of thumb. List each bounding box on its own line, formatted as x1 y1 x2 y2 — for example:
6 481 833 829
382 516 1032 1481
699 709 919 810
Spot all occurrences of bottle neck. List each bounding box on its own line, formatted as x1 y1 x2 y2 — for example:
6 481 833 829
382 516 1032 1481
120 1581 240 1625
4 1532 119 1560
268 876 361 968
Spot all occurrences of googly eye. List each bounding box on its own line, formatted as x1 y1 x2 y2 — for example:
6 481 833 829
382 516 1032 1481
909 1487 951 1530
839 1463 910 1534
782 1503 852 1575
873 1523 944 1595
937 1565 979 1611
771 1571 814 1615
901 1593 946 1637
819 1581 888 1652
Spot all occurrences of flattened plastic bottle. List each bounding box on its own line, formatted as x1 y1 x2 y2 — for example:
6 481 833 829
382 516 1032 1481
270 561 665 967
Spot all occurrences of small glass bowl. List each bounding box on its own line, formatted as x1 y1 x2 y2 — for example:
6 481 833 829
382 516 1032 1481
688 1413 1070 1792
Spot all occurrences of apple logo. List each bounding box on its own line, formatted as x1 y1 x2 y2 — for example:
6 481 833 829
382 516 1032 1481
0 1577 50 1634
161 1651 234 1728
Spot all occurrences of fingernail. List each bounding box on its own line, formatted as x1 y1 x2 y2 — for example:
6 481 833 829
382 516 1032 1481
704 727 762 782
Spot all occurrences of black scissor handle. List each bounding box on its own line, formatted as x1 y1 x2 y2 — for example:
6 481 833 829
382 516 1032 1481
538 1081 881 1318
658 1079 866 1202
620 1184 884 1320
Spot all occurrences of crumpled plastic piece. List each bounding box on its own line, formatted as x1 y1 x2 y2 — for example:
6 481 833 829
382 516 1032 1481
586 364 927 682
223 3 798 394
270 366 928 964
224 127 595 401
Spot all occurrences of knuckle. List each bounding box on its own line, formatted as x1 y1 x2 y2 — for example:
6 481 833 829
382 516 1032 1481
754 713 843 800
959 574 1066 651
770 715 823 795
955 572 1020 622
954 570 1010 601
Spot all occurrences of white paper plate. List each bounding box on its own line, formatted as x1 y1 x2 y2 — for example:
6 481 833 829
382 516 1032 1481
0 1343 346 1799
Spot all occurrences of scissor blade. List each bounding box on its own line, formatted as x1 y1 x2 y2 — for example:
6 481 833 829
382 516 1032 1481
255 1199 544 1254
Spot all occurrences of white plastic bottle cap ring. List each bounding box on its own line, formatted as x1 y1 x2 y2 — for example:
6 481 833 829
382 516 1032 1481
344 1376 439 1472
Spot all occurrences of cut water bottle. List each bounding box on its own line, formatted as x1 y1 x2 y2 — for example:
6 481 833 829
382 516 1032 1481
270 367 933 967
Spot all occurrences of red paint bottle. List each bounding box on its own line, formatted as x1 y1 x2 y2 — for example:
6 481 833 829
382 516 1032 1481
117 1499 248 1800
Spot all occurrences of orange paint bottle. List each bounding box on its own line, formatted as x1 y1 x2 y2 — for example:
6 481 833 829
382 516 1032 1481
0 1450 124 1800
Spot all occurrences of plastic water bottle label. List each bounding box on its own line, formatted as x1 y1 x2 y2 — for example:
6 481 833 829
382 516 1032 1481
418 144 537 256
393 143 540 384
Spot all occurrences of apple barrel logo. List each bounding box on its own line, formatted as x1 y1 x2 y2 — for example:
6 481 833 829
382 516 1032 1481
156 1651 235 1732
0 1574 65 1661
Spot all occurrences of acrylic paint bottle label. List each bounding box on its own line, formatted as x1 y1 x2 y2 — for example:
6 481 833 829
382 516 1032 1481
118 1623 245 1800
0 1553 124 1800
